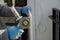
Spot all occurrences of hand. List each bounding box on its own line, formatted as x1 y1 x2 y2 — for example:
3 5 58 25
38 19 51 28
20 5 32 14
7 26 24 39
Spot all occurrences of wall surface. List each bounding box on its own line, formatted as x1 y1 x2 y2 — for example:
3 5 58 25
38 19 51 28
28 0 60 40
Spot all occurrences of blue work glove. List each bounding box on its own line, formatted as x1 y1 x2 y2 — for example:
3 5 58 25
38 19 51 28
7 26 24 40
20 5 32 15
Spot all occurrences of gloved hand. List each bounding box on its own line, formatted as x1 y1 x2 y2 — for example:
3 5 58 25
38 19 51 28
20 5 32 16
7 26 24 40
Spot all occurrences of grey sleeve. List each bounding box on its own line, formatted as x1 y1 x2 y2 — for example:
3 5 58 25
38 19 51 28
0 5 14 17
0 30 9 40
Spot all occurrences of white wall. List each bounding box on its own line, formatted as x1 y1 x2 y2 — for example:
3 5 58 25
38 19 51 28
28 0 60 40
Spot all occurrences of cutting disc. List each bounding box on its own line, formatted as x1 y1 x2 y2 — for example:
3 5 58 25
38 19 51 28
19 17 30 28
